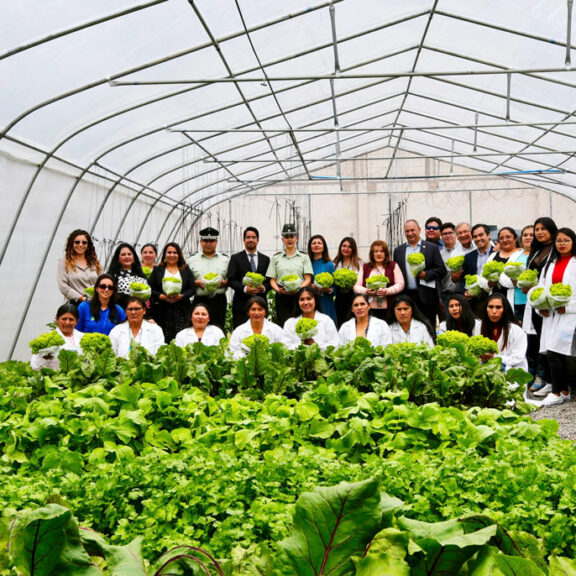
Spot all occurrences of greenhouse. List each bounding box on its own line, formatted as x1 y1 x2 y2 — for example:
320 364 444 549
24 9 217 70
2 2 576 575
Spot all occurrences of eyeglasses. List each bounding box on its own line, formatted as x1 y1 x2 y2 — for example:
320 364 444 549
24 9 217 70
74 240 88 245
426 225 439 231
98 284 114 290
126 307 145 312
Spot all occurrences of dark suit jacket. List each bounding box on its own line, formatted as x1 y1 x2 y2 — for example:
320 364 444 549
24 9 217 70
227 251 271 326
148 265 195 326
461 246 495 315
393 240 446 306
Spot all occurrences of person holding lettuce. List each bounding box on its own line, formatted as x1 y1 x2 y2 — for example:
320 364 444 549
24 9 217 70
267 223 313 327
338 294 391 347
228 296 284 359
535 227 576 405
149 242 195 343
282 286 338 350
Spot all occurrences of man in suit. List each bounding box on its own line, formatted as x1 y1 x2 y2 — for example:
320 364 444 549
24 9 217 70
227 226 271 328
393 219 446 328
462 223 495 317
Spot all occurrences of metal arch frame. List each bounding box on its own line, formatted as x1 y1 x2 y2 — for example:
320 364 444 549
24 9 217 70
5 2 576 358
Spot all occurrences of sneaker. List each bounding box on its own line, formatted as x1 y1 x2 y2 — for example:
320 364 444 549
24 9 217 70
541 392 566 406
533 383 553 397
529 376 546 392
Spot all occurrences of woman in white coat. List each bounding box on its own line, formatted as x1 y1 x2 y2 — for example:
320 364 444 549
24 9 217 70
174 303 226 348
338 294 391 347
282 286 339 350
229 296 284 358
109 297 165 358
536 227 576 405
480 293 527 371
387 295 436 347
31 304 84 370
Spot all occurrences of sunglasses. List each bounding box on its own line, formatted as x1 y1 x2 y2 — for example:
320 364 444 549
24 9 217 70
74 240 89 245
426 225 439 231
98 284 114 290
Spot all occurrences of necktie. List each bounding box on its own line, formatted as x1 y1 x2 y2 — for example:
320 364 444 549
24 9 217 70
249 253 256 272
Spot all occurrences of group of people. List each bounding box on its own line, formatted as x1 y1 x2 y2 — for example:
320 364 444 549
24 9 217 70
44 218 576 407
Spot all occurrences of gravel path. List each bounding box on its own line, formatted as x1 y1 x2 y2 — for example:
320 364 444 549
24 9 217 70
526 390 576 441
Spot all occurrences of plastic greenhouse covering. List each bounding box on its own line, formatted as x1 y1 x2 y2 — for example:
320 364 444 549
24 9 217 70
2 0 576 359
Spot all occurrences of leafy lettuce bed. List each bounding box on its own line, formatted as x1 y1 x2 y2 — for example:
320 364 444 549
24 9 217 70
1 341 575 574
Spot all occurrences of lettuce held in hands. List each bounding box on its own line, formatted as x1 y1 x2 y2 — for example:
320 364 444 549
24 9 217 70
29 331 66 354
242 272 265 287
482 261 505 282
163 276 182 296
528 286 550 310
294 317 319 341
314 272 334 288
365 275 389 289
446 256 465 272
465 274 483 298
142 266 152 279
517 269 539 290
407 252 426 276
468 335 499 356
130 281 151 300
503 261 525 279
333 268 357 289
280 274 302 293
549 282 572 308
84 286 94 298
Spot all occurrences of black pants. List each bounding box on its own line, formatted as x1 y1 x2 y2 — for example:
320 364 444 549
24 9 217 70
547 350 576 394
193 294 227 332
274 293 298 327
335 290 355 328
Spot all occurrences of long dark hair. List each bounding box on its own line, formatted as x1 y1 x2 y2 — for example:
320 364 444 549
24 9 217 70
334 237 361 270
445 294 476 336
551 227 576 259
293 286 323 317
308 234 331 262
160 242 187 269
527 217 558 270
56 303 79 321
64 229 101 273
387 294 436 342
108 243 145 278
348 293 371 322
480 293 519 350
89 274 121 324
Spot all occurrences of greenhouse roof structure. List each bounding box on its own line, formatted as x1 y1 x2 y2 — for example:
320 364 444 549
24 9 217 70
3 0 576 213
2 0 576 359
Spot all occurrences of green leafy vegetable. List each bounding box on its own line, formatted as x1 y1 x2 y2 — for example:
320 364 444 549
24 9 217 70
242 334 270 349
29 332 65 354
407 253 425 265
242 272 265 287
142 266 152 279
468 335 499 356
365 274 389 289
482 261 505 281
295 317 319 340
79 332 112 355
503 261 526 279
446 256 465 271
314 272 334 288
517 269 539 289
333 269 358 289
83 286 94 298
437 330 470 348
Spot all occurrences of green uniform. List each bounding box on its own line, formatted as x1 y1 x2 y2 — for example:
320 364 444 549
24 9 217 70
267 250 313 327
187 253 230 297
266 250 313 283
